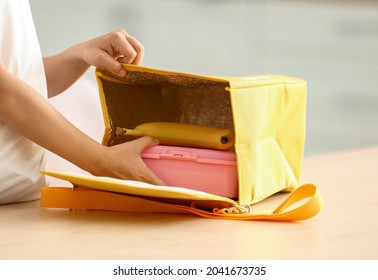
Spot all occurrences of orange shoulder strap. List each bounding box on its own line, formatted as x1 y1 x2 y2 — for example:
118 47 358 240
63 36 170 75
40 184 322 222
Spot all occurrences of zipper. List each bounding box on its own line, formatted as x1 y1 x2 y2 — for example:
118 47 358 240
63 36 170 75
213 204 251 214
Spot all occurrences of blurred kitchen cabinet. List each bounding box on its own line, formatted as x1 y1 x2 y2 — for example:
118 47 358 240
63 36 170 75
263 1 378 154
115 0 267 76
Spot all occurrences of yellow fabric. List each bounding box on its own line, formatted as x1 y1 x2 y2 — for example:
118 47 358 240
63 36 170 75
96 65 307 206
229 77 306 204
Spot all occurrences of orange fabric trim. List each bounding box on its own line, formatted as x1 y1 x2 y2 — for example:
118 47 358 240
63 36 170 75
40 184 323 222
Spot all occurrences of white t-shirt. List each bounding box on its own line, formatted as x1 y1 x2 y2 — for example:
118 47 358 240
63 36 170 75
0 0 48 203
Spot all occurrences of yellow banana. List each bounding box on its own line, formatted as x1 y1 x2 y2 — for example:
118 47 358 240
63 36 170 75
116 122 234 150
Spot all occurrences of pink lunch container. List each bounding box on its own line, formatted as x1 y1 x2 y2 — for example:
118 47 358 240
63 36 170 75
141 145 238 198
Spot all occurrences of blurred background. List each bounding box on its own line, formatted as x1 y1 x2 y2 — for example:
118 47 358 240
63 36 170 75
30 0 378 160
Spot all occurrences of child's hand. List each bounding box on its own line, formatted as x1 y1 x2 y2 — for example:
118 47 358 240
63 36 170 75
93 136 165 186
43 29 144 97
75 29 144 76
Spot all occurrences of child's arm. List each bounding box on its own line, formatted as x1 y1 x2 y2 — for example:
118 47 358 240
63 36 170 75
43 29 144 98
0 61 163 185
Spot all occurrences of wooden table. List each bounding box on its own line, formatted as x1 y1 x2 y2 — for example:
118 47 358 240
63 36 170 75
1 147 377 260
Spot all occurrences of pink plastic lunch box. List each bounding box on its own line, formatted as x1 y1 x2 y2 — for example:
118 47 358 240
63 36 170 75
141 145 238 198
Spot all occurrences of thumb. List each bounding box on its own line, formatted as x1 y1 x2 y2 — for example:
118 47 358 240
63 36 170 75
110 61 126 76
134 136 159 153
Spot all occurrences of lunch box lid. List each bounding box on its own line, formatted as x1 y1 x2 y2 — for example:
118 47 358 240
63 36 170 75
141 145 236 166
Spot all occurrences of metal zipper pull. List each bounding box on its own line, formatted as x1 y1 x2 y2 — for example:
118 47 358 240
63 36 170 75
213 204 251 214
